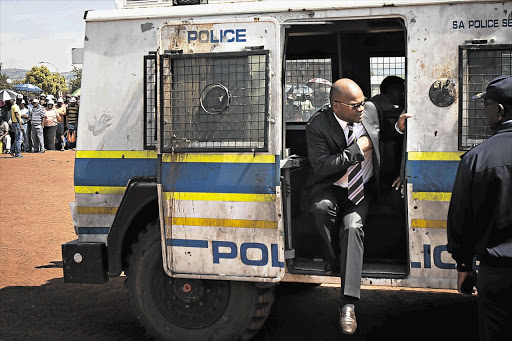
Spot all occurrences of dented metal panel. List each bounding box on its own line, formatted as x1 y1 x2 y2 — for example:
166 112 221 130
157 18 284 281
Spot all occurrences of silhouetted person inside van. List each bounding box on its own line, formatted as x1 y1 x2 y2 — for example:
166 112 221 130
370 76 409 195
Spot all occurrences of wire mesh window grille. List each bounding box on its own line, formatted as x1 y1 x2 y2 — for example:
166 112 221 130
144 54 157 149
459 45 512 150
160 51 269 152
285 59 332 122
370 57 405 97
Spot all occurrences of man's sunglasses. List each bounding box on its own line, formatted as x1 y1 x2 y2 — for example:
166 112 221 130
333 98 367 110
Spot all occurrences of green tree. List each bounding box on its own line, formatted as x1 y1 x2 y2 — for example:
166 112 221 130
24 65 68 96
0 73 13 90
68 66 82 94
11 78 23 87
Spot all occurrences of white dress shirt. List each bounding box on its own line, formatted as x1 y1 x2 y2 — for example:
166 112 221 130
332 112 373 188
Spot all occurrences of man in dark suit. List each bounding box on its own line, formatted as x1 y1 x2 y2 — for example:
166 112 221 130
306 78 380 335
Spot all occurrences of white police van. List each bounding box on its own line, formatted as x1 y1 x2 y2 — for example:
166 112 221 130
62 0 512 340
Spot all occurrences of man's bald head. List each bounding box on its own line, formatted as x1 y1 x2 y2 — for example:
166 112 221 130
330 78 366 123
329 78 363 104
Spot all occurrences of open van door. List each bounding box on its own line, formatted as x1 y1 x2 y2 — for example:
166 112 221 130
157 18 285 281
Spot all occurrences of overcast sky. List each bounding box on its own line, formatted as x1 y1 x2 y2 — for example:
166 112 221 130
0 0 116 73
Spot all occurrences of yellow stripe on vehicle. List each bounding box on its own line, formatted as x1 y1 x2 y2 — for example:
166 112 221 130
77 206 119 215
76 150 158 159
167 217 278 229
408 151 463 161
411 219 447 229
163 192 276 202
162 153 276 164
412 192 452 201
75 186 126 194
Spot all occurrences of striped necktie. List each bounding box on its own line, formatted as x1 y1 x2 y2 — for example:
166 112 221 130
347 123 364 205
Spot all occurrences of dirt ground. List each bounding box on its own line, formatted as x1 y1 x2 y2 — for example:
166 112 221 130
0 151 479 341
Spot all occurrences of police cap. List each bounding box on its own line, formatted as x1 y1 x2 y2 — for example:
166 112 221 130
472 75 512 104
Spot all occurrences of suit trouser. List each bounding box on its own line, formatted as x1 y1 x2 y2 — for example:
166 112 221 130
311 183 371 301
477 261 512 341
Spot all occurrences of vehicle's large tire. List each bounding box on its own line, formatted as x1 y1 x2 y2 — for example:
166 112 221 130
126 222 275 341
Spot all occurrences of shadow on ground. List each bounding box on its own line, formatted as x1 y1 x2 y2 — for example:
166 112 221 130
0 276 146 341
0 277 478 341
35 261 64 269
255 283 478 341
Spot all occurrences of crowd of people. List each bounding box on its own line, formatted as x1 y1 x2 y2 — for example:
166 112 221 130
0 93 79 157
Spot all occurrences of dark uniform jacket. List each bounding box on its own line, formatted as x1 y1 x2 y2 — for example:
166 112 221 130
305 102 381 196
447 121 512 269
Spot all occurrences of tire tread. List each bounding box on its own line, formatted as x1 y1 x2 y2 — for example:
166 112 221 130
239 285 275 341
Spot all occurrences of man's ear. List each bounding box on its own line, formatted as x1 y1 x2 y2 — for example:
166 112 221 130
495 104 505 121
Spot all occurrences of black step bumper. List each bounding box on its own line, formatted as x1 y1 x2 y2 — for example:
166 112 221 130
62 240 108 284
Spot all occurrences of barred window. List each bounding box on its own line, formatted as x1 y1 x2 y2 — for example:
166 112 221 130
285 59 332 122
370 56 405 97
160 51 269 152
459 45 512 150
144 53 157 149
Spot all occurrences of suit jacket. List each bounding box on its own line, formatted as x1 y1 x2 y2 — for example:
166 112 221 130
305 102 381 196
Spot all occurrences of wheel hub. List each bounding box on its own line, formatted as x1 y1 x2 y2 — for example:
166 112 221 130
173 279 205 304
152 261 230 329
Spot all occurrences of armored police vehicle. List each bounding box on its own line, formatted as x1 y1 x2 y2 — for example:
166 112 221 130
62 0 512 339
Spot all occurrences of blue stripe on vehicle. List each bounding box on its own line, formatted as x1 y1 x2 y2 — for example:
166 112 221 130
406 160 459 193
167 239 209 248
161 162 277 194
410 262 422 269
74 158 158 187
77 227 110 234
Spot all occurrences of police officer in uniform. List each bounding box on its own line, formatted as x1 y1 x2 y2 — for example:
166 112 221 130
447 75 512 341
